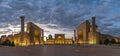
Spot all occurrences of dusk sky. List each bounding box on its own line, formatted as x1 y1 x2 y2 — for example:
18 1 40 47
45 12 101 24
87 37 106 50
0 0 120 38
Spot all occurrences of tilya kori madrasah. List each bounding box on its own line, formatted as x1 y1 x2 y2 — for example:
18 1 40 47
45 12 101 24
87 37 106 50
0 16 120 46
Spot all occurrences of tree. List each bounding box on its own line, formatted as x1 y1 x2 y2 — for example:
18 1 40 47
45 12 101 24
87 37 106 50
11 41 15 46
1 39 10 46
100 40 102 44
104 39 110 45
111 39 116 44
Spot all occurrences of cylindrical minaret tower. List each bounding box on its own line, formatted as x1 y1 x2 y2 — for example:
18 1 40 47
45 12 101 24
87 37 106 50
41 29 44 44
92 16 96 32
20 16 25 45
91 16 98 44
74 29 76 44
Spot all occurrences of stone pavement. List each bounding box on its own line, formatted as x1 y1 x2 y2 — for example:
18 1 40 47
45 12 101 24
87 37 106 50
0 45 120 56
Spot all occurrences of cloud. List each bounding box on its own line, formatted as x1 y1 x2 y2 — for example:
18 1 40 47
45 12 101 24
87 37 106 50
102 27 120 37
0 0 120 38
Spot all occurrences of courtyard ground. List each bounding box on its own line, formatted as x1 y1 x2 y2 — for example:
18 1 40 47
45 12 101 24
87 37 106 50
0 45 120 56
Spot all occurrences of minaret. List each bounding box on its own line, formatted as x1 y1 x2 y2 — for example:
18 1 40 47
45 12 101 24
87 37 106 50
91 16 97 44
92 16 96 32
74 29 76 44
41 29 44 44
20 16 25 45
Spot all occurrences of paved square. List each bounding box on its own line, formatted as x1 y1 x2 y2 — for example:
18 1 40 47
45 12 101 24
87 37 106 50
0 45 120 56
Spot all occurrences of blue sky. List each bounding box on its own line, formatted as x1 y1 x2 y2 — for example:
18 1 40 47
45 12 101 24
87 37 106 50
0 0 120 38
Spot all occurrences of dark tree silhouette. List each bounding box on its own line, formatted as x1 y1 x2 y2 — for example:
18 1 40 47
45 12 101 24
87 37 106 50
2 39 9 45
104 39 110 45
11 41 15 46
111 39 116 44
100 40 102 44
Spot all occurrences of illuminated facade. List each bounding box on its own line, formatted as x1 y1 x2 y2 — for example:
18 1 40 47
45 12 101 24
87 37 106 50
26 22 44 45
45 34 73 44
64 39 73 44
45 34 55 44
1 16 120 46
55 34 65 44
0 16 44 46
74 16 99 44
46 39 55 44
14 34 20 46
6 22 44 46
74 16 120 44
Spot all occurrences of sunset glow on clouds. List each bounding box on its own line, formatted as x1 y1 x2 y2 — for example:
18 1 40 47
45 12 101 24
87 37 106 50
0 0 120 38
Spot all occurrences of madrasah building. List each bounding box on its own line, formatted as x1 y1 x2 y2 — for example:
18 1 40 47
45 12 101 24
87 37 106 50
45 34 73 44
0 16 44 46
0 16 120 46
74 16 99 44
74 16 120 44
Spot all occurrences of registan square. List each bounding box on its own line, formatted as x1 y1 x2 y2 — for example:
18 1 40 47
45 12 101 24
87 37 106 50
0 0 120 56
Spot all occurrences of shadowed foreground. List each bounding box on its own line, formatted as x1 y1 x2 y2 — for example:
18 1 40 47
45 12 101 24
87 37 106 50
0 45 120 56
